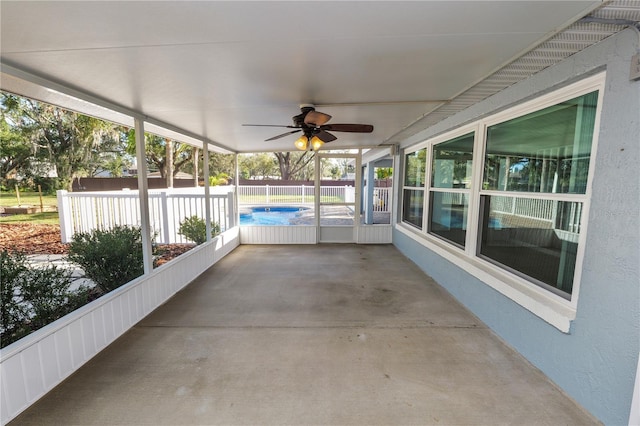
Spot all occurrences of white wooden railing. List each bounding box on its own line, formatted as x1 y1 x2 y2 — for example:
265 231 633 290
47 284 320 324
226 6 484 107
372 188 390 212
491 196 555 223
57 186 235 244
57 185 391 244
490 196 582 233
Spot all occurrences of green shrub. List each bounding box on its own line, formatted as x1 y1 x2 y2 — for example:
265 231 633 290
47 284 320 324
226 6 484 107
208 172 230 186
1 250 93 348
178 216 220 245
32 176 64 194
68 225 145 293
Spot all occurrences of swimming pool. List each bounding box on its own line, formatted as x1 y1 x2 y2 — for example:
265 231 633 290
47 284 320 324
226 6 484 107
240 206 310 226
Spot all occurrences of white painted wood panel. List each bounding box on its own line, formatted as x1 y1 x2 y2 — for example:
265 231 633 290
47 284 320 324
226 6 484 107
240 226 316 244
239 225 392 244
0 228 239 425
357 225 393 244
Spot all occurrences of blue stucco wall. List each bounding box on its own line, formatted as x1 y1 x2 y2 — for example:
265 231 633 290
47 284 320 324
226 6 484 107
394 29 640 425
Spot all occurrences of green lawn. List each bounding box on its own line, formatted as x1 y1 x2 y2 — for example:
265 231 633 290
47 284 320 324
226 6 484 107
0 192 60 225
0 211 60 225
0 191 58 207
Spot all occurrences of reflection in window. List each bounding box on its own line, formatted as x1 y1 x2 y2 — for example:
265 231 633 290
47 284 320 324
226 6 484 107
404 149 426 187
402 189 424 229
429 192 468 247
478 195 582 298
432 133 474 189
429 133 474 247
483 91 598 194
402 148 427 229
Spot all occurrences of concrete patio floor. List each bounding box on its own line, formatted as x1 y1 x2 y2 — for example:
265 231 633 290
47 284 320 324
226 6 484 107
10 244 599 425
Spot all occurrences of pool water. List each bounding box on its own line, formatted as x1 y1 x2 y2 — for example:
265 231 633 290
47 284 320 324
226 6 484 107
240 206 309 226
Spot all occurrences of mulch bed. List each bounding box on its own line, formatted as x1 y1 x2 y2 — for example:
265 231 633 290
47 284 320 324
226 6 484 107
0 223 194 264
0 223 68 254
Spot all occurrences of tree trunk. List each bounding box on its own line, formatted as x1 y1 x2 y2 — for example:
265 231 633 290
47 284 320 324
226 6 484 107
274 151 314 181
166 139 174 188
275 152 292 180
193 147 199 186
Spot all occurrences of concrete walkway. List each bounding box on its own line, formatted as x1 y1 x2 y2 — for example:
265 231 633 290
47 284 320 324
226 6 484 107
26 254 94 291
10 244 598 425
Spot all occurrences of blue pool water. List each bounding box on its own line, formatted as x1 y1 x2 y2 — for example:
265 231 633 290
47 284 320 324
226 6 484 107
240 206 309 226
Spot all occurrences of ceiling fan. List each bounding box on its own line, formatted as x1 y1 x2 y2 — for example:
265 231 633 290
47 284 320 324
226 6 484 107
243 104 374 151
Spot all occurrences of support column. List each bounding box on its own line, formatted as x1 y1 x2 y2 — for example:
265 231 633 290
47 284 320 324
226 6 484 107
233 153 239 229
365 163 375 225
135 118 154 274
203 144 212 241
314 153 321 243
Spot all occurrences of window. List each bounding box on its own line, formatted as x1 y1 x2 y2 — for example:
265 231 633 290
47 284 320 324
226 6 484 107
479 91 597 299
399 75 602 309
429 132 474 247
402 148 426 229
483 92 596 195
478 196 582 296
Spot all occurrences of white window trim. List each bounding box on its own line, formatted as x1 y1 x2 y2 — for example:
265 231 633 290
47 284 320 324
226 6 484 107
426 127 476 248
401 147 428 230
397 72 606 333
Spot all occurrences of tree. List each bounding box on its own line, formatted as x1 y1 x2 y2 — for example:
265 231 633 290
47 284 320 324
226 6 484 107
0 112 32 180
185 151 236 183
238 153 278 179
333 157 355 179
125 131 193 182
376 167 393 180
208 152 235 179
273 151 315 180
1 93 121 191
100 154 132 178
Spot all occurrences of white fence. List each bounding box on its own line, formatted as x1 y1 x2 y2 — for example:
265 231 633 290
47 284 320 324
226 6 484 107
57 187 235 244
238 185 390 211
238 185 351 204
372 188 391 212
238 185 316 204
58 185 391 244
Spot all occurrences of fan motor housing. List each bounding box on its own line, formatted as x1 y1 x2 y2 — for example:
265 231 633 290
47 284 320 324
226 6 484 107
292 105 315 127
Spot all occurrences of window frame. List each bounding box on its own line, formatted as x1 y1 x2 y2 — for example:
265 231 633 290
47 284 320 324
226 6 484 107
397 72 606 332
427 129 476 249
401 146 428 230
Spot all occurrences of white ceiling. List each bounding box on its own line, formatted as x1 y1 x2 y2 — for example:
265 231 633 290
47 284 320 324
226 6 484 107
1 1 606 153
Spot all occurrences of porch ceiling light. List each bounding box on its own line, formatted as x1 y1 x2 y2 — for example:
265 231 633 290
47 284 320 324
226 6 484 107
294 135 308 150
294 134 324 151
310 136 324 151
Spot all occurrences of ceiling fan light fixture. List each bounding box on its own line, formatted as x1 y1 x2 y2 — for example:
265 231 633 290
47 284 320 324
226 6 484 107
294 135 308 150
310 136 324 151
244 105 373 147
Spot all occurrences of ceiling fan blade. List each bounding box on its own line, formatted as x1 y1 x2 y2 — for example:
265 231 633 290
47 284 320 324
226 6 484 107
304 111 332 126
316 130 337 143
243 124 297 128
265 129 301 141
321 123 374 133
